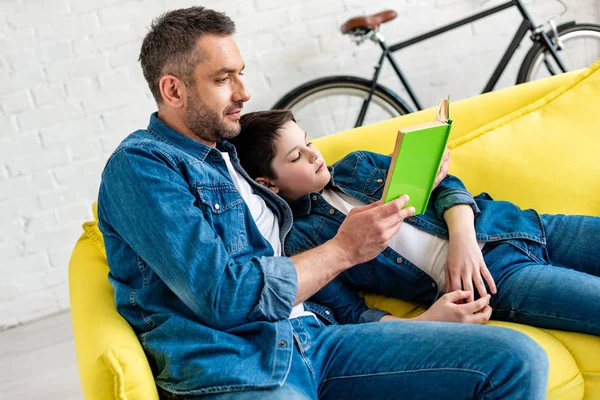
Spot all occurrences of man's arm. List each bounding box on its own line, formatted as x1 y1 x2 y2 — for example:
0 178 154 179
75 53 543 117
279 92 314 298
291 195 415 304
309 277 389 324
100 146 299 330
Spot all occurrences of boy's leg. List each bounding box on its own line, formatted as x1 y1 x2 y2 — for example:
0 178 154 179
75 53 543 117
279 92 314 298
292 317 548 400
484 239 600 335
539 214 600 276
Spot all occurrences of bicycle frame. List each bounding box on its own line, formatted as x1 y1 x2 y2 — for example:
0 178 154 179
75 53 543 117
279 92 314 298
359 0 567 121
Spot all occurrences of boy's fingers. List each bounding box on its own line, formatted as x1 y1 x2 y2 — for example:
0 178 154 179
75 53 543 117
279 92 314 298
471 305 492 324
444 290 471 303
473 274 488 300
463 294 491 313
462 276 474 303
481 266 497 294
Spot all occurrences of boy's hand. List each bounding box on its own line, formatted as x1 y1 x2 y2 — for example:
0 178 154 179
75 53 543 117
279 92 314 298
446 232 497 303
433 148 450 189
332 195 415 266
416 290 492 324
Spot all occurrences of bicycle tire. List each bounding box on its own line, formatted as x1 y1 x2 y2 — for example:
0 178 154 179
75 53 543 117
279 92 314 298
517 22 600 84
272 76 412 139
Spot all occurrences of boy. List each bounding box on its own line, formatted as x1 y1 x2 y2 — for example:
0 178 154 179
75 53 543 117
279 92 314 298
230 110 600 336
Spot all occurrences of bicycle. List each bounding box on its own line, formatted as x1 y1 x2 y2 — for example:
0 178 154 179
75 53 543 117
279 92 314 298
272 0 600 139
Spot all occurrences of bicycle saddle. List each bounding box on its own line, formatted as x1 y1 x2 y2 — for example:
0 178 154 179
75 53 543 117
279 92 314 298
341 10 398 34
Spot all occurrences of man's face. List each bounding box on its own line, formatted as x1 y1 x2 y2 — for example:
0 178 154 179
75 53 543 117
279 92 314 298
266 120 331 201
184 35 250 142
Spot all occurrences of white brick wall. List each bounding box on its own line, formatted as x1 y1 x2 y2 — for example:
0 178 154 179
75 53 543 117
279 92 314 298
0 0 597 329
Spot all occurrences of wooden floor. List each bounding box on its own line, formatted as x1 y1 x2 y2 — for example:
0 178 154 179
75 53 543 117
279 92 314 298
0 311 83 399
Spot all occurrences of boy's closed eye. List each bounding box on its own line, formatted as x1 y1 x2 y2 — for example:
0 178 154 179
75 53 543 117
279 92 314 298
290 142 313 163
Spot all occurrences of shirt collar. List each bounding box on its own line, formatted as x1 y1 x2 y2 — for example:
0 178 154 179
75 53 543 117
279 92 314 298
146 112 218 161
288 166 336 216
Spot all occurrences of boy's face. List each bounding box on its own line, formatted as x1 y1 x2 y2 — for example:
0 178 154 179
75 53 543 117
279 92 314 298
258 120 331 201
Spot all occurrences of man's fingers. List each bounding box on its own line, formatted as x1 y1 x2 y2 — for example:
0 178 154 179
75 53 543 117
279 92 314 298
376 195 411 218
351 199 382 214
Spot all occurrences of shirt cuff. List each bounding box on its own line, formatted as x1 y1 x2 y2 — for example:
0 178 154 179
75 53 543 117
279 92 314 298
434 189 481 220
248 256 298 322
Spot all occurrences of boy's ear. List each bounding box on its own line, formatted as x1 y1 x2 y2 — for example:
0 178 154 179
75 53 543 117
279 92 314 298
255 177 280 194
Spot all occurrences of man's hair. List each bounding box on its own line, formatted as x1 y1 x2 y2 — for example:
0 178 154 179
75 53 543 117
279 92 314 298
230 110 296 180
139 7 236 104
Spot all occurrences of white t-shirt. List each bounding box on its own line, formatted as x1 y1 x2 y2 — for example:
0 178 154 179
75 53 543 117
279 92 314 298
320 188 484 294
221 152 315 320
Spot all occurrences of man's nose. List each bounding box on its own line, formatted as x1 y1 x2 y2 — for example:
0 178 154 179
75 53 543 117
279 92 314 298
233 78 250 103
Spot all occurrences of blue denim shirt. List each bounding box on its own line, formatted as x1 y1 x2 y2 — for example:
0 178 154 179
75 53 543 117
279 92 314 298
97 114 384 396
285 151 546 306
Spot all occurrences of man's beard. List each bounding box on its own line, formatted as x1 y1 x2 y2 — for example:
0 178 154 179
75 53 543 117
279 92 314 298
184 89 242 142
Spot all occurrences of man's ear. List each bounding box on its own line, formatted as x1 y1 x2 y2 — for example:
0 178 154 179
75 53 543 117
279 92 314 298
255 177 279 194
159 75 186 108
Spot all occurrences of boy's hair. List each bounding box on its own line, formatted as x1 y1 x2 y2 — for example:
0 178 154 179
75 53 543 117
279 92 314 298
139 7 235 104
230 110 296 179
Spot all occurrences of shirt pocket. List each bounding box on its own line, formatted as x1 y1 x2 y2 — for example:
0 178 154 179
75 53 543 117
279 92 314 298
364 168 387 196
196 182 248 254
354 155 386 196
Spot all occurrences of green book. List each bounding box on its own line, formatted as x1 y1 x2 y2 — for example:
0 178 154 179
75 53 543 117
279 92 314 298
381 98 452 214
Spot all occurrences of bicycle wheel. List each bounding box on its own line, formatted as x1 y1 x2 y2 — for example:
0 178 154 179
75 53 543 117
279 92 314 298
517 22 600 84
272 76 412 139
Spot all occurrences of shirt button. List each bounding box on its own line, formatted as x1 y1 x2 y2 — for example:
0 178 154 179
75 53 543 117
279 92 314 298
325 310 331 315
312 195 318 201
376 179 383 183
214 203 220 210
328 209 335 215
279 340 287 347
431 282 436 288
396 257 403 264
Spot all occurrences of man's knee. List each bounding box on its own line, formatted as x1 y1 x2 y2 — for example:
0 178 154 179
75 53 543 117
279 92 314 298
498 329 549 385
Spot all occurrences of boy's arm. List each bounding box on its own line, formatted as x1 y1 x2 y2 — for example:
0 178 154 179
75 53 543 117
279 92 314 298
429 174 480 220
309 277 389 324
444 205 497 302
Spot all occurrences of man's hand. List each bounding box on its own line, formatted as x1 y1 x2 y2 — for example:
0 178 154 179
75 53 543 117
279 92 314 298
433 148 450 189
415 290 492 324
331 194 415 267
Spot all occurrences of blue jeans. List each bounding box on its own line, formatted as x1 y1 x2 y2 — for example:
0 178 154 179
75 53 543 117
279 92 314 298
195 316 547 399
484 214 600 335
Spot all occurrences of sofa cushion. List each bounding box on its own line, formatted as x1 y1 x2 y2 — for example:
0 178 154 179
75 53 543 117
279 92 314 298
448 57 600 215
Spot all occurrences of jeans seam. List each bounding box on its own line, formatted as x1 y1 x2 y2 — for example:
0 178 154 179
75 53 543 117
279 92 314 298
495 307 599 325
292 318 317 379
320 367 496 389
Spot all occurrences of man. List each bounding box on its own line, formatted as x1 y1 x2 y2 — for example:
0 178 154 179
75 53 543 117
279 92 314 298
97 6 548 399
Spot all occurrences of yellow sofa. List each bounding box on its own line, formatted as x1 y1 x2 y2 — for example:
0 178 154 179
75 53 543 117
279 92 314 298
69 60 600 399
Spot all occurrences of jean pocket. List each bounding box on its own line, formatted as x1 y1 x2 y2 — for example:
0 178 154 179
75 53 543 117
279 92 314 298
196 182 248 253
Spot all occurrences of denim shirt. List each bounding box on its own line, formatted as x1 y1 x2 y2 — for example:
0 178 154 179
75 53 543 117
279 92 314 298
98 113 373 396
285 151 546 306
